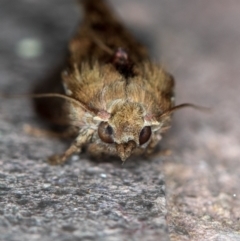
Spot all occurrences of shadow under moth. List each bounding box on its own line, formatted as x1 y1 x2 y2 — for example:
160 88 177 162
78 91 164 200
29 0 203 165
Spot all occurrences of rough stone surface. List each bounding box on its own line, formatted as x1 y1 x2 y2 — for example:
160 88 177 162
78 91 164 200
0 1 240 241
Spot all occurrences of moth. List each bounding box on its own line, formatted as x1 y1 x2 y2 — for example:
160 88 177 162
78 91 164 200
32 0 200 165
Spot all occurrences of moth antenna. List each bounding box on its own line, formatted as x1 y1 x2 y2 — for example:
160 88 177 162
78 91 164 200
0 93 98 115
89 30 114 55
159 103 210 118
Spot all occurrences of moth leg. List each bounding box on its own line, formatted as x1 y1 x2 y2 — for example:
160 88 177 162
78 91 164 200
87 143 116 157
146 133 162 155
146 133 172 157
48 129 94 165
48 144 81 165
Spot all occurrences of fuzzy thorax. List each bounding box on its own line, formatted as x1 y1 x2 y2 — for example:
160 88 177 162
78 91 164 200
109 101 145 145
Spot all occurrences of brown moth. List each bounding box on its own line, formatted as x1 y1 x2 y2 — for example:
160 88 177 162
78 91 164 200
33 0 201 165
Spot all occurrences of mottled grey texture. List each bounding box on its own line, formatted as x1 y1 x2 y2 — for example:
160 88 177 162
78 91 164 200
0 0 240 241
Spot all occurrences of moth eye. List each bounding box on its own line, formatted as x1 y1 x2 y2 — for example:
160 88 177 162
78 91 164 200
139 126 152 145
98 122 114 144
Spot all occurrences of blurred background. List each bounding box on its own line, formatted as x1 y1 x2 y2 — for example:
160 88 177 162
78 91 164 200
0 0 240 240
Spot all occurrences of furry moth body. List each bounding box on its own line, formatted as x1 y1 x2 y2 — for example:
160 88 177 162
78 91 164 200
34 0 179 164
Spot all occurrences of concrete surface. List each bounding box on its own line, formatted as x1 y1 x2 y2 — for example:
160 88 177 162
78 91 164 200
0 0 240 240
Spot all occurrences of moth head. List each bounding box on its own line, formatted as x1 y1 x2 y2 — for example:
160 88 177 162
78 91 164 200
97 101 153 161
96 100 209 162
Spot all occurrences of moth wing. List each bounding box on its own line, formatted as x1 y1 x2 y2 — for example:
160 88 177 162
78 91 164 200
70 0 149 66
